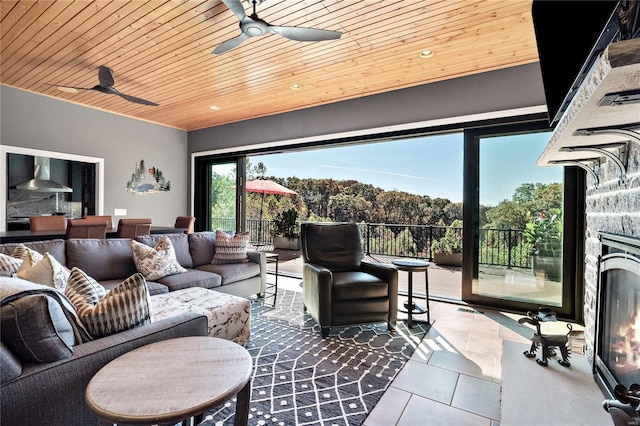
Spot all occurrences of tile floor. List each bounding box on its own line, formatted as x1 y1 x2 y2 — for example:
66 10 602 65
275 275 591 426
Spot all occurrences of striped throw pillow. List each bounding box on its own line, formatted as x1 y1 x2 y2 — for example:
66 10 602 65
12 245 44 265
211 230 249 264
0 253 22 274
64 267 108 307
73 273 152 339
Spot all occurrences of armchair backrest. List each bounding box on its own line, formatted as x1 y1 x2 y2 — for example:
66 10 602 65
301 222 364 271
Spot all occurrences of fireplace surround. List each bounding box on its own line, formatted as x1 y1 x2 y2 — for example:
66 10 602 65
595 232 640 398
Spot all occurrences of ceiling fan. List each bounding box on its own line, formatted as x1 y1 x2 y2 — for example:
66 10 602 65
213 0 342 54
55 66 159 106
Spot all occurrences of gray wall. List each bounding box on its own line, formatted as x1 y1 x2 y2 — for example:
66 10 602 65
1 85 188 227
189 63 547 153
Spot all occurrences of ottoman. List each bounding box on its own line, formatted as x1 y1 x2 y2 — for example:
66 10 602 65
150 287 251 345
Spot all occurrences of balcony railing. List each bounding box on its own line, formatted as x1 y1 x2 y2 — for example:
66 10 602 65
211 218 534 269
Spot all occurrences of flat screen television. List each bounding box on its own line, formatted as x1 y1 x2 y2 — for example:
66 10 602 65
531 1 626 126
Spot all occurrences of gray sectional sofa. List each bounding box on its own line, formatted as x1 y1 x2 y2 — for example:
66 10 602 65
0 231 266 425
0 231 267 297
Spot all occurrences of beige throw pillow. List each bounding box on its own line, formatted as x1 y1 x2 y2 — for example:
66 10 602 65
130 236 187 281
16 252 70 290
211 230 249 264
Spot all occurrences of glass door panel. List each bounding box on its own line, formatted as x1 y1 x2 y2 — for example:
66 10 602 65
466 131 565 308
209 161 238 232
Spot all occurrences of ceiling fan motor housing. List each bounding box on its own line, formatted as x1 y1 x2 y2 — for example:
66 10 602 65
241 17 270 36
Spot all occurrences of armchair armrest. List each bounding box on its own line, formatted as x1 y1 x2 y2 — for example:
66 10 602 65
302 263 333 326
360 261 399 321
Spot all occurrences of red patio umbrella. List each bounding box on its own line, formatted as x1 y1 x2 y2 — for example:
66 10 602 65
245 179 297 242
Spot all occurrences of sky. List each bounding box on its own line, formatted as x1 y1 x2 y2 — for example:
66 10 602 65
249 131 563 206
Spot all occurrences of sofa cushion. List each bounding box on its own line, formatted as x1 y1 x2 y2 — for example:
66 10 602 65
196 262 261 286
0 240 67 265
135 233 193 268
72 273 153 339
66 238 138 281
130 237 187 281
154 269 222 292
211 230 249 264
101 279 169 296
0 342 22 383
0 253 22 274
188 231 217 267
16 252 70 291
0 293 75 363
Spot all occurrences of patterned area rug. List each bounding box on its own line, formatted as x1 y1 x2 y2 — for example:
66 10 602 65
200 289 429 426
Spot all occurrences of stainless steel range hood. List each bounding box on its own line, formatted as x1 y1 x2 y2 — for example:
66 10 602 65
15 157 73 193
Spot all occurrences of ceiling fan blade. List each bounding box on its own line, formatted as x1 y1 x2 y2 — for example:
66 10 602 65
109 87 159 106
98 66 114 88
221 0 247 21
213 33 250 54
270 26 342 42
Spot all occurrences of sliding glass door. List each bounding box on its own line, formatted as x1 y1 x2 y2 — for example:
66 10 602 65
463 122 583 319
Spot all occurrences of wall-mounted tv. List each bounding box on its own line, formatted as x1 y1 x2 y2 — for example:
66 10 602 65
531 1 631 126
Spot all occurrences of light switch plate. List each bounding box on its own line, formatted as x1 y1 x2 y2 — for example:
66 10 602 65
114 209 127 216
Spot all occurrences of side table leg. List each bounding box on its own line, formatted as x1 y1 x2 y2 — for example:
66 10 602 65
234 378 252 426
407 272 413 328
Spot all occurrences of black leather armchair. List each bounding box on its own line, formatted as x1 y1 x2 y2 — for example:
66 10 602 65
301 222 398 337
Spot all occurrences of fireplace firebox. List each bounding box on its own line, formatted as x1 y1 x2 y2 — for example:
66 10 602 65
595 233 640 398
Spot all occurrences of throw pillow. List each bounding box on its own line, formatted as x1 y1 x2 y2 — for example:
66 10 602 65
64 267 108 307
0 294 75 363
16 252 70 291
130 237 187 281
74 273 153 339
211 230 249 264
0 253 22 274
11 245 44 265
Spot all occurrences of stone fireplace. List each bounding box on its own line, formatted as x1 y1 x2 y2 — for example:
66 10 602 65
582 142 640 398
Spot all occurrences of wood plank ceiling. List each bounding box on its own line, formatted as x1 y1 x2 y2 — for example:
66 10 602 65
1 0 539 131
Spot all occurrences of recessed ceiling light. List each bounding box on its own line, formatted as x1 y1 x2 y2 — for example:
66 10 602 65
419 50 435 59
209 105 221 110
57 86 78 93
290 84 302 90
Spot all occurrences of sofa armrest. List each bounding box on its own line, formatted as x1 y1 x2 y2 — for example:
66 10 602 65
247 251 267 295
1 312 207 426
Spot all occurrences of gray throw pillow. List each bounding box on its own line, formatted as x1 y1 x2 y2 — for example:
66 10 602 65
0 294 75 363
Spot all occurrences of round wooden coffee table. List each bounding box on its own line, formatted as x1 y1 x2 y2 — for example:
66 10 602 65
86 336 252 426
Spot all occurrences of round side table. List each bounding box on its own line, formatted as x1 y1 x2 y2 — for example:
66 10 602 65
392 259 430 328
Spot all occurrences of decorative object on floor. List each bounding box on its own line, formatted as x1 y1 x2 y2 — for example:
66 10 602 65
125 160 171 194
55 65 159 106
201 289 429 425
518 307 571 367
213 0 342 54
603 383 640 426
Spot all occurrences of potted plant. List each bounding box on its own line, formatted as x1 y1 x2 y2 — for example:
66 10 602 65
271 208 301 250
524 209 562 281
431 220 463 266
